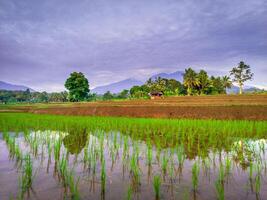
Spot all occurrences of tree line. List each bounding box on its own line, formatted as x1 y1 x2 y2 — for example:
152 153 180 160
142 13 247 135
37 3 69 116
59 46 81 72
0 90 68 104
127 61 254 98
0 61 259 103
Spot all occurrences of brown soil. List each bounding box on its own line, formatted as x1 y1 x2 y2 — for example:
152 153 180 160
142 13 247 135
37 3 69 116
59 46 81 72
3 95 267 120
30 104 266 120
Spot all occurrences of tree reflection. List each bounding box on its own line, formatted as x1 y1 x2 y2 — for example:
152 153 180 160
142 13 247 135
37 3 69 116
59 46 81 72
63 128 88 154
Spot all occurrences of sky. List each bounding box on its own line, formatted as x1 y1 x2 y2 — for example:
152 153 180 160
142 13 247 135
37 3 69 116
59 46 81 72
0 0 266 92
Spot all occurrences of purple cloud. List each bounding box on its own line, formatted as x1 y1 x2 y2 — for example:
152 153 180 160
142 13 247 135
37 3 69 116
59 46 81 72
0 0 266 91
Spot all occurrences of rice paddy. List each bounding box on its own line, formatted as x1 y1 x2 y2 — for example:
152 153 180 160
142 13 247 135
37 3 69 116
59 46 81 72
0 113 267 199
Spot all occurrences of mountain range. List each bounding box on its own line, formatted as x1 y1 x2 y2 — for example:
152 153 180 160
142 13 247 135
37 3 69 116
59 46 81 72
0 81 35 92
91 78 143 94
1 70 264 94
92 71 184 94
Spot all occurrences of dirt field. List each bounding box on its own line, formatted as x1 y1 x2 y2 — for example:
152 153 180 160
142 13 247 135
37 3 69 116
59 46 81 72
1 94 267 120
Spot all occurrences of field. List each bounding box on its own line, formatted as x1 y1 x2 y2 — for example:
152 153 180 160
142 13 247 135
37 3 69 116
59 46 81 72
0 113 267 200
0 95 267 199
1 94 267 120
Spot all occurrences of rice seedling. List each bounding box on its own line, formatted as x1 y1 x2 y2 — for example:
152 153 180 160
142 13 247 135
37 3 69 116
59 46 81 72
129 153 140 188
249 162 254 180
19 154 33 199
215 179 224 200
1 113 267 200
255 173 261 195
126 186 133 200
192 162 200 192
153 175 161 200
101 159 106 195
57 153 80 199
122 136 129 163
54 139 61 162
67 171 80 200
255 162 261 196
225 156 232 177
161 151 169 175
177 145 185 169
215 164 225 200
147 144 153 166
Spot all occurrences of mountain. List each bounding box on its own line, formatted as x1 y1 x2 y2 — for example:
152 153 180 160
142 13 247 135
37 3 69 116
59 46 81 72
91 70 264 95
150 71 184 82
0 81 35 92
92 78 143 94
227 85 263 94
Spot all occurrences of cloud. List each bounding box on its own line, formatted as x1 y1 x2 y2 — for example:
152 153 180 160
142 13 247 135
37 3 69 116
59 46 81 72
0 0 266 91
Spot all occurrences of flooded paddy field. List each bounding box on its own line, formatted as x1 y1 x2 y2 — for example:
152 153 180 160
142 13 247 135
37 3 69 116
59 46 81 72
0 113 267 200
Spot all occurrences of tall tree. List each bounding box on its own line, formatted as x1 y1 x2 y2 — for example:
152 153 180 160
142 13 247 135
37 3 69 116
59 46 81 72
197 70 210 95
230 61 253 94
64 72 89 102
165 79 184 95
146 77 167 92
210 76 224 94
183 68 199 95
221 76 232 94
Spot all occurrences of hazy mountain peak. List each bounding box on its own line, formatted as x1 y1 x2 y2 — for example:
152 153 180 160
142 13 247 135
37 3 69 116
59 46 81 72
0 81 35 92
150 70 184 82
92 78 143 94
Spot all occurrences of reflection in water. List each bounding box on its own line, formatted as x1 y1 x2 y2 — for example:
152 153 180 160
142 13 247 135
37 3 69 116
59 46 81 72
63 128 88 154
0 114 267 200
0 129 267 200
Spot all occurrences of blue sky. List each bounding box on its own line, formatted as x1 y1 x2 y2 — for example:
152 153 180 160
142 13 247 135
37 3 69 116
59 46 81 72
0 0 266 91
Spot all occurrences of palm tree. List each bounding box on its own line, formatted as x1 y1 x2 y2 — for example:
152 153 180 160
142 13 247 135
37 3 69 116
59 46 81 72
222 76 232 94
197 70 210 95
183 68 199 96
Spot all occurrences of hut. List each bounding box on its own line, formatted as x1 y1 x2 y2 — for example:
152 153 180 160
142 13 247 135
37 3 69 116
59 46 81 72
148 91 163 99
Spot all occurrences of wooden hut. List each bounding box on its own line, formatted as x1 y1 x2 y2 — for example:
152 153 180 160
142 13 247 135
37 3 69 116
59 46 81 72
148 91 163 99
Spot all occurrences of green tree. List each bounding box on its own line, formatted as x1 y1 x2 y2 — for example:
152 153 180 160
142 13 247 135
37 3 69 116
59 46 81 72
117 89 129 99
164 79 185 95
183 68 200 96
230 61 253 94
64 72 89 102
37 92 49 102
146 77 167 93
103 91 114 100
221 76 232 94
210 76 224 94
130 85 149 98
197 70 210 95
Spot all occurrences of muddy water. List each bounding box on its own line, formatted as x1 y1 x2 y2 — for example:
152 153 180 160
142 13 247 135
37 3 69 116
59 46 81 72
0 131 266 200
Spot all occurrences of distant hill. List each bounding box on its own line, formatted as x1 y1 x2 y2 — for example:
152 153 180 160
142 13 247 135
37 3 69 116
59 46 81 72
91 71 184 94
92 78 143 94
0 81 35 92
227 85 262 94
91 70 264 95
150 71 184 82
